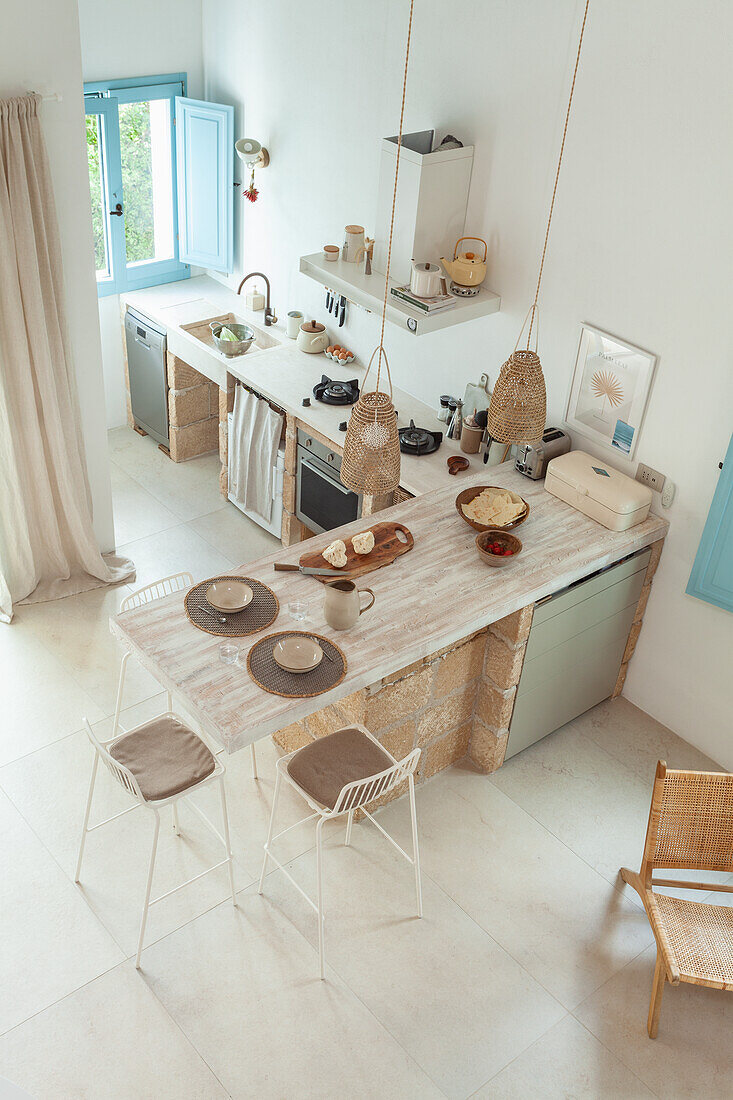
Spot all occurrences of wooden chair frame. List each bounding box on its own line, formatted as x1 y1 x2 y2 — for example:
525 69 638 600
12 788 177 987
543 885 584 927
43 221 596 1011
620 760 733 1037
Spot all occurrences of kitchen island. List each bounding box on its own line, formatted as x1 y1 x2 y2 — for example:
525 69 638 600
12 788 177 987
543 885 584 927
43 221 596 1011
111 463 668 796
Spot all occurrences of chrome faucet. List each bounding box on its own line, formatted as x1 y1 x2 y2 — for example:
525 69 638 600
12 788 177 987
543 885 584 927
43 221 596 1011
237 271 277 326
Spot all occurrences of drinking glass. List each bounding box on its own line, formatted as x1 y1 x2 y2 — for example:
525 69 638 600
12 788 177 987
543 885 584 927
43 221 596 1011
219 643 240 665
288 599 308 623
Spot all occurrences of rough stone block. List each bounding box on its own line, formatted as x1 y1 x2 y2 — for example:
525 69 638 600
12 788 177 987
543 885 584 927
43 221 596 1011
219 422 228 464
378 719 416 762
305 705 348 741
271 722 311 754
334 690 366 726
167 353 206 391
281 510 303 547
645 539 664 581
380 657 426 687
218 385 229 422
219 465 228 497
433 634 485 698
634 583 652 623
623 621 643 664
416 687 476 747
490 604 534 648
283 471 296 514
169 418 219 462
612 661 628 699
168 384 211 428
365 666 434 731
469 718 509 773
421 722 471 780
475 679 516 731
284 420 297 475
484 633 527 691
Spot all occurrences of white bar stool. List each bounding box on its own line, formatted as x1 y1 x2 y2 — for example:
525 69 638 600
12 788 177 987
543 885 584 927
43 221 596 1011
258 723 422 979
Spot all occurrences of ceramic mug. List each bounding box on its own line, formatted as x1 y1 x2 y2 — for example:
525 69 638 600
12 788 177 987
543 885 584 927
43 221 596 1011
286 310 303 338
324 579 375 630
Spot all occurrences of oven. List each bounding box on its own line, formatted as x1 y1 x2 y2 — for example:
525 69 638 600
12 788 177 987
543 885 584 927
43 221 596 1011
296 430 362 534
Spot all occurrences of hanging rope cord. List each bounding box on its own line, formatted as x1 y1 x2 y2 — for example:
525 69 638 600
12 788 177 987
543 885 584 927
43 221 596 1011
526 0 590 347
368 0 415 407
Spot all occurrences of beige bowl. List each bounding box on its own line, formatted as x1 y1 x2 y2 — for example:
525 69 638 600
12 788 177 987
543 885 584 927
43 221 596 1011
272 635 323 673
206 580 253 612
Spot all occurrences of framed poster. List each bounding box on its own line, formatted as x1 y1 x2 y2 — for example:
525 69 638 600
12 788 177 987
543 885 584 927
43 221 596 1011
564 324 657 459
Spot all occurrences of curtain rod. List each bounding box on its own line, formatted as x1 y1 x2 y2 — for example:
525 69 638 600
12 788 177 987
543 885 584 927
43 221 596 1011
29 91 63 103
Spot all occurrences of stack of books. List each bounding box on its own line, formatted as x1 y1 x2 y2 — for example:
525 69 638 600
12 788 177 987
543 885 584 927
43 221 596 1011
390 283 457 315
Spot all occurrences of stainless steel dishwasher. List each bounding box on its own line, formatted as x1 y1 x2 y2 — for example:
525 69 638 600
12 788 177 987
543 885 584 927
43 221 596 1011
124 308 169 448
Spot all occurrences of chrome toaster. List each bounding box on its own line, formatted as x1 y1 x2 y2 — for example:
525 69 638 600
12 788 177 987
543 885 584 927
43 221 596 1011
515 427 571 479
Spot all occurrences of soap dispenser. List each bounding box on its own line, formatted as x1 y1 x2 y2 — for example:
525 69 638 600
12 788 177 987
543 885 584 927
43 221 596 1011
245 283 265 311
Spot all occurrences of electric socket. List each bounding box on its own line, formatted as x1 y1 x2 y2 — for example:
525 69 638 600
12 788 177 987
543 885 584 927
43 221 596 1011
636 462 666 493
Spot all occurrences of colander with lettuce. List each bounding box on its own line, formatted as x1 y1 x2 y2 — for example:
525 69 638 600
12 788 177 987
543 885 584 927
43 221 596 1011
218 326 239 342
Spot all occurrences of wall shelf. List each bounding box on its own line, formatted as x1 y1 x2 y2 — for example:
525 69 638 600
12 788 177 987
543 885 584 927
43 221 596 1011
299 252 501 336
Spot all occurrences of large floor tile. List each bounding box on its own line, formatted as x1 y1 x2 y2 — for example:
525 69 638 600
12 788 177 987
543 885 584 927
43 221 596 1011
189 503 280 567
0 617 106 766
16 584 161 717
474 1014 655 1098
0 717 254 958
141 889 445 1099
0 963 228 1100
490 720 653 888
263 826 565 1097
575 944 733 1098
576 697 723 782
116 524 234 590
0 791 123 1034
109 462 180 545
376 764 653 1009
109 427 226 522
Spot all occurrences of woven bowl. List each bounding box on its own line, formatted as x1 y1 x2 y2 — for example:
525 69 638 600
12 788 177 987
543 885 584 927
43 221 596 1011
455 485 529 532
475 528 523 567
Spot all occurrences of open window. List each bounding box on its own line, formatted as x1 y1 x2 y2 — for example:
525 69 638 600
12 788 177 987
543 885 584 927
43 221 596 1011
84 74 233 296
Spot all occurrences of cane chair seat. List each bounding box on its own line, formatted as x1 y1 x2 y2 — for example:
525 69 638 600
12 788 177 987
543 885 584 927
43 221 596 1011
287 726 393 809
110 716 216 802
652 894 733 988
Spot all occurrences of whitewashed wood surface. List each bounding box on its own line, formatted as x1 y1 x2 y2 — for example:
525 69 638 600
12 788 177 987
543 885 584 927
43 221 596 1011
111 464 668 754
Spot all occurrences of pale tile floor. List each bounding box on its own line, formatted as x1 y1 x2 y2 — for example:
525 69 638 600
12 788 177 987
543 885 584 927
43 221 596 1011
0 427 730 1099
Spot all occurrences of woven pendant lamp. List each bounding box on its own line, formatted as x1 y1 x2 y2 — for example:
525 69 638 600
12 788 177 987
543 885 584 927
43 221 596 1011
340 0 416 497
488 0 589 447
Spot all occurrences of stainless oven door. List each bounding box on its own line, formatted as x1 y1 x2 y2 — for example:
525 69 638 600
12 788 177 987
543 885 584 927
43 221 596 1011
296 451 362 534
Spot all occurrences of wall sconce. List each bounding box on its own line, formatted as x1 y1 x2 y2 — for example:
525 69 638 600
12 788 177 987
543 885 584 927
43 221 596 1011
235 138 270 202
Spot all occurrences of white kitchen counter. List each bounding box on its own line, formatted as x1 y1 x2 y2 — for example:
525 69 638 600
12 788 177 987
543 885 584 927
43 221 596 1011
122 276 490 498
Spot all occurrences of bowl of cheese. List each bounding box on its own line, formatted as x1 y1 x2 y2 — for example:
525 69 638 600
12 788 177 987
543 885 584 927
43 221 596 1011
455 485 529 532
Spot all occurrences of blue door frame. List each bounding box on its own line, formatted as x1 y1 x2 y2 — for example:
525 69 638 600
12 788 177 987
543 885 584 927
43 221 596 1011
686 433 733 614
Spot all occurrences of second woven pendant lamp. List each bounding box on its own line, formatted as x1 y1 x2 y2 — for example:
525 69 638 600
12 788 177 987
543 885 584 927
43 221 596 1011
488 1 590 447
340 0 416 498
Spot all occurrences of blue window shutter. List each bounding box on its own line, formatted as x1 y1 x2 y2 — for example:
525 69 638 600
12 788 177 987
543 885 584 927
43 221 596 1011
175 96 233 273
686 432 733 613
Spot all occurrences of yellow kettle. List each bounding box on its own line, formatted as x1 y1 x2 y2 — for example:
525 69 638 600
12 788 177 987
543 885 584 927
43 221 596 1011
440 237 488 292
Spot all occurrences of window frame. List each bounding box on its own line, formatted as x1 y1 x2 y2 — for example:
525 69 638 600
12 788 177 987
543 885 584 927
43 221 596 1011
84 72 190 297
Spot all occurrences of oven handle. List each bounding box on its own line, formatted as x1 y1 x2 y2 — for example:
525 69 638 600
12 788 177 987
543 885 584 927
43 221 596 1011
299 454 352 494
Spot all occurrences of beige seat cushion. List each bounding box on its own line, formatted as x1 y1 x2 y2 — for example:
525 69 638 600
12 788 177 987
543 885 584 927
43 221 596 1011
287 726 393 810
110 716 215 802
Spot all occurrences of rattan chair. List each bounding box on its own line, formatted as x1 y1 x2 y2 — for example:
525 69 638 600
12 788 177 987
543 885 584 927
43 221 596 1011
620 761 733 1037
258 724 422 979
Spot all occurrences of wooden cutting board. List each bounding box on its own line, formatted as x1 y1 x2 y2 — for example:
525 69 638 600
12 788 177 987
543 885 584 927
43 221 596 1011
299 522 414 583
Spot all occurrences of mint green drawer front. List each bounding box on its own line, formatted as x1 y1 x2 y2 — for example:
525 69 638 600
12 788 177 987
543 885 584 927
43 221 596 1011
518 603 636 694
506 636 625 760
525 564 646 662
532 548 650 629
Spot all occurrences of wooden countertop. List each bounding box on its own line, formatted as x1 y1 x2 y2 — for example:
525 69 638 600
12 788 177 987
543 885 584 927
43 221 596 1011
111 464 668 755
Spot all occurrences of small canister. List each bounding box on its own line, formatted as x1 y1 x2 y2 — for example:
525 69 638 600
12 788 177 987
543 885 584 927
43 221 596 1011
460 421 483 454
286 310 303 338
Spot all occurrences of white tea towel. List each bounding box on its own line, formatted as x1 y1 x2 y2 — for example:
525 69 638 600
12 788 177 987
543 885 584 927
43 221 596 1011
228 386 283 523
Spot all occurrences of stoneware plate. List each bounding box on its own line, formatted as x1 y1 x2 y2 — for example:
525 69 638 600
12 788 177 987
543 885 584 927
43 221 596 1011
272 635 324 673
455 485 529 532
206 580 254 612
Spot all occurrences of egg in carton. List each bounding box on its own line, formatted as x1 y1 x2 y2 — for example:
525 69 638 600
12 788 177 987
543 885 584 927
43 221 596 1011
325 344 355 365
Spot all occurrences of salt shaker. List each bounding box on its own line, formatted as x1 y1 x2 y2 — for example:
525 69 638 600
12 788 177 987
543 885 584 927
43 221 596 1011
448 398 463 440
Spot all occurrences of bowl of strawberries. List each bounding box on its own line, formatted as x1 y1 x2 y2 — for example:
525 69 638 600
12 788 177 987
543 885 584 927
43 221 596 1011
475 528 523 567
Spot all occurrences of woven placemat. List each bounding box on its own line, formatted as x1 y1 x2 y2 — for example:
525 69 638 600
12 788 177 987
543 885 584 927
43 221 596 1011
246 631 347 698
184 576 279 637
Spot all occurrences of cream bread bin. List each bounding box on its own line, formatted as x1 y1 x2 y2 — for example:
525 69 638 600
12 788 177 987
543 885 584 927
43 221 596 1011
545 450 652 531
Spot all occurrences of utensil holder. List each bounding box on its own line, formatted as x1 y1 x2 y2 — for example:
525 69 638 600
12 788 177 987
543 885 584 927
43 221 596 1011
460 421 483 454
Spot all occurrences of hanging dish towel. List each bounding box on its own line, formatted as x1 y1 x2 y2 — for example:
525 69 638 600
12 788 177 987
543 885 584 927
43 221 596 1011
228 386 283 523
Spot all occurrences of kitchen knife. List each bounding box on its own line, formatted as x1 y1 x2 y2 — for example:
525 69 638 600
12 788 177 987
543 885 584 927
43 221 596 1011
273 562 358 577
339 295 346 327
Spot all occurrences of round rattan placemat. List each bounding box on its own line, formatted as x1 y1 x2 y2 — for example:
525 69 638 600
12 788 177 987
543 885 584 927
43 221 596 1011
246 630 347 698
184 576 279 637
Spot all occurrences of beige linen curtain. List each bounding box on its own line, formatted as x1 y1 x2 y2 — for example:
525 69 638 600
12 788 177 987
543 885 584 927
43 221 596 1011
0 94 133 622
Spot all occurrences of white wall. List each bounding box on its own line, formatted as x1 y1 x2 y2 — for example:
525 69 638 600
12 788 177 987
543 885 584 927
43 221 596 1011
201 0 733 765
77 0 205 428
0 0 115 550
